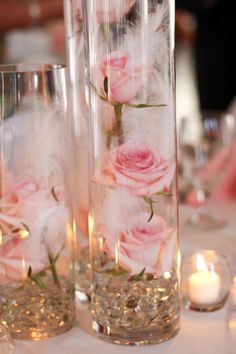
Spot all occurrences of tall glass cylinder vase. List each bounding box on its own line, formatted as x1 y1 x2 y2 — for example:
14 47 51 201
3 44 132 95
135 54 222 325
83 0 179 345
0 64 75 340
64 0 91 302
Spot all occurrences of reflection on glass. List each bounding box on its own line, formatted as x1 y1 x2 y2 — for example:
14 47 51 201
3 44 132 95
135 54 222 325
179 112 228 229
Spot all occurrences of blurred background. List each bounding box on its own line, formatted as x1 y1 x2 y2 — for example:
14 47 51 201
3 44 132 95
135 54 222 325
1 0 235 125
0 0 65 65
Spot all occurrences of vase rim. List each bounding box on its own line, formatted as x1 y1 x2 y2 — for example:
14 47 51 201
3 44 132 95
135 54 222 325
0 63 65 74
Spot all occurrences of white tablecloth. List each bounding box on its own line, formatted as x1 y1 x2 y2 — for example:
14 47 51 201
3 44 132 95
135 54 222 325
15 203 236 354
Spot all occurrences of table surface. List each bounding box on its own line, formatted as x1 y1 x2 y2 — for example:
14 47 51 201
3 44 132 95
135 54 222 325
15 203 236 354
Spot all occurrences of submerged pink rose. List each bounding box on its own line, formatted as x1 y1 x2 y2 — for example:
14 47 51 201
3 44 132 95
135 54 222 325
0 178 67 282
104 212 176 275
102 141 175 196
97 51 145 103
75 0 135 23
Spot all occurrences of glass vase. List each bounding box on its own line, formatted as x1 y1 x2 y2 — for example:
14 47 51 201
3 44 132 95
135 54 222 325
83 0 180 345
64 0 91 302
0 64 75 340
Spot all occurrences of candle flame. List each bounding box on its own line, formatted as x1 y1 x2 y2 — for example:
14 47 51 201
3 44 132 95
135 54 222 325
196 253 208 272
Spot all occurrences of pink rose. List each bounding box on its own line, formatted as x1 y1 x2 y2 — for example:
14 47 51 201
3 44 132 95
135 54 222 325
0 179 67 282
75 0 135 23
97 51 145 103
104 212 176 275
102 141 175 196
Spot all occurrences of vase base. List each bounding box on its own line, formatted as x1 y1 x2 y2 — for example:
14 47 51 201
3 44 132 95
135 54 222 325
11 322 74 341
92 318 180 345
0 276 75 340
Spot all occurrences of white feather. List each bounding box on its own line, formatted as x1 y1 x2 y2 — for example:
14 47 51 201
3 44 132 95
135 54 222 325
120 2 175 159
14 104 66 186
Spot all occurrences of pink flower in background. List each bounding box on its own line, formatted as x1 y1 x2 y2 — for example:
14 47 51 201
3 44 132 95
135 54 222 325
0 178 67 282
97 51 145 103
102 141 175 196
75 0 135 23
104 212 176 275
186 142 236 204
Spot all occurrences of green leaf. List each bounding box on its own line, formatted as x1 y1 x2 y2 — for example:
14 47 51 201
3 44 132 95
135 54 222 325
21 223 30 233
155 191 174 197
147 207 154 222
145 273 154 281
90 81 110 103
46 244 65 286
103 76 109 97
33 275 46 288
27 266 46 288
126 103 167 109
129 269 154 282
129 267 146 281
27 266 32 278
51 186 59 202
97 266 128 276
38 270 47 278
142 196 154 222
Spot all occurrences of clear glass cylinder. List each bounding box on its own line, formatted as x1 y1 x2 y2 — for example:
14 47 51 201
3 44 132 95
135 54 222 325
0 64 75 340
83 0 179 345
64 0 91 302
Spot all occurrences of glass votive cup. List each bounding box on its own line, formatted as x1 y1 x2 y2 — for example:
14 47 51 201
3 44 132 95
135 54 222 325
181 250 231 312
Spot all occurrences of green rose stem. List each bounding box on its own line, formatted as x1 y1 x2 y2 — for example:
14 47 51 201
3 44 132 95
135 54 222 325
90 79 167 148
48 252 60 286
47 245 65 286
114 103 123 145
103 77 123 146
143 196 154 222
25 245 65 289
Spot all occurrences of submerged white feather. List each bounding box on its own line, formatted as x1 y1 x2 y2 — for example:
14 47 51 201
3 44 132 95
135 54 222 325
14 104 66 185
120 3 174 159
96 187 142 237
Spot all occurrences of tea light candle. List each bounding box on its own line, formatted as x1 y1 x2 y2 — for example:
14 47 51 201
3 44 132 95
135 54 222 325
189 270 220 304
188 253 221 304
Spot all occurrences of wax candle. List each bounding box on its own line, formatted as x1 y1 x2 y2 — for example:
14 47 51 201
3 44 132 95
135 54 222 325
188 270 221 304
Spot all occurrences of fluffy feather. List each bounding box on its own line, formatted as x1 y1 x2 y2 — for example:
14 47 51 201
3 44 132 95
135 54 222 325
12 104 66 186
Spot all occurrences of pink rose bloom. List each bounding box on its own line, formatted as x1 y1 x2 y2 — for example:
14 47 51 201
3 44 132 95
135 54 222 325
75 0 135 23
104 212 176 275
102 141 175 196
97 51 145 103
0 179 67 282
